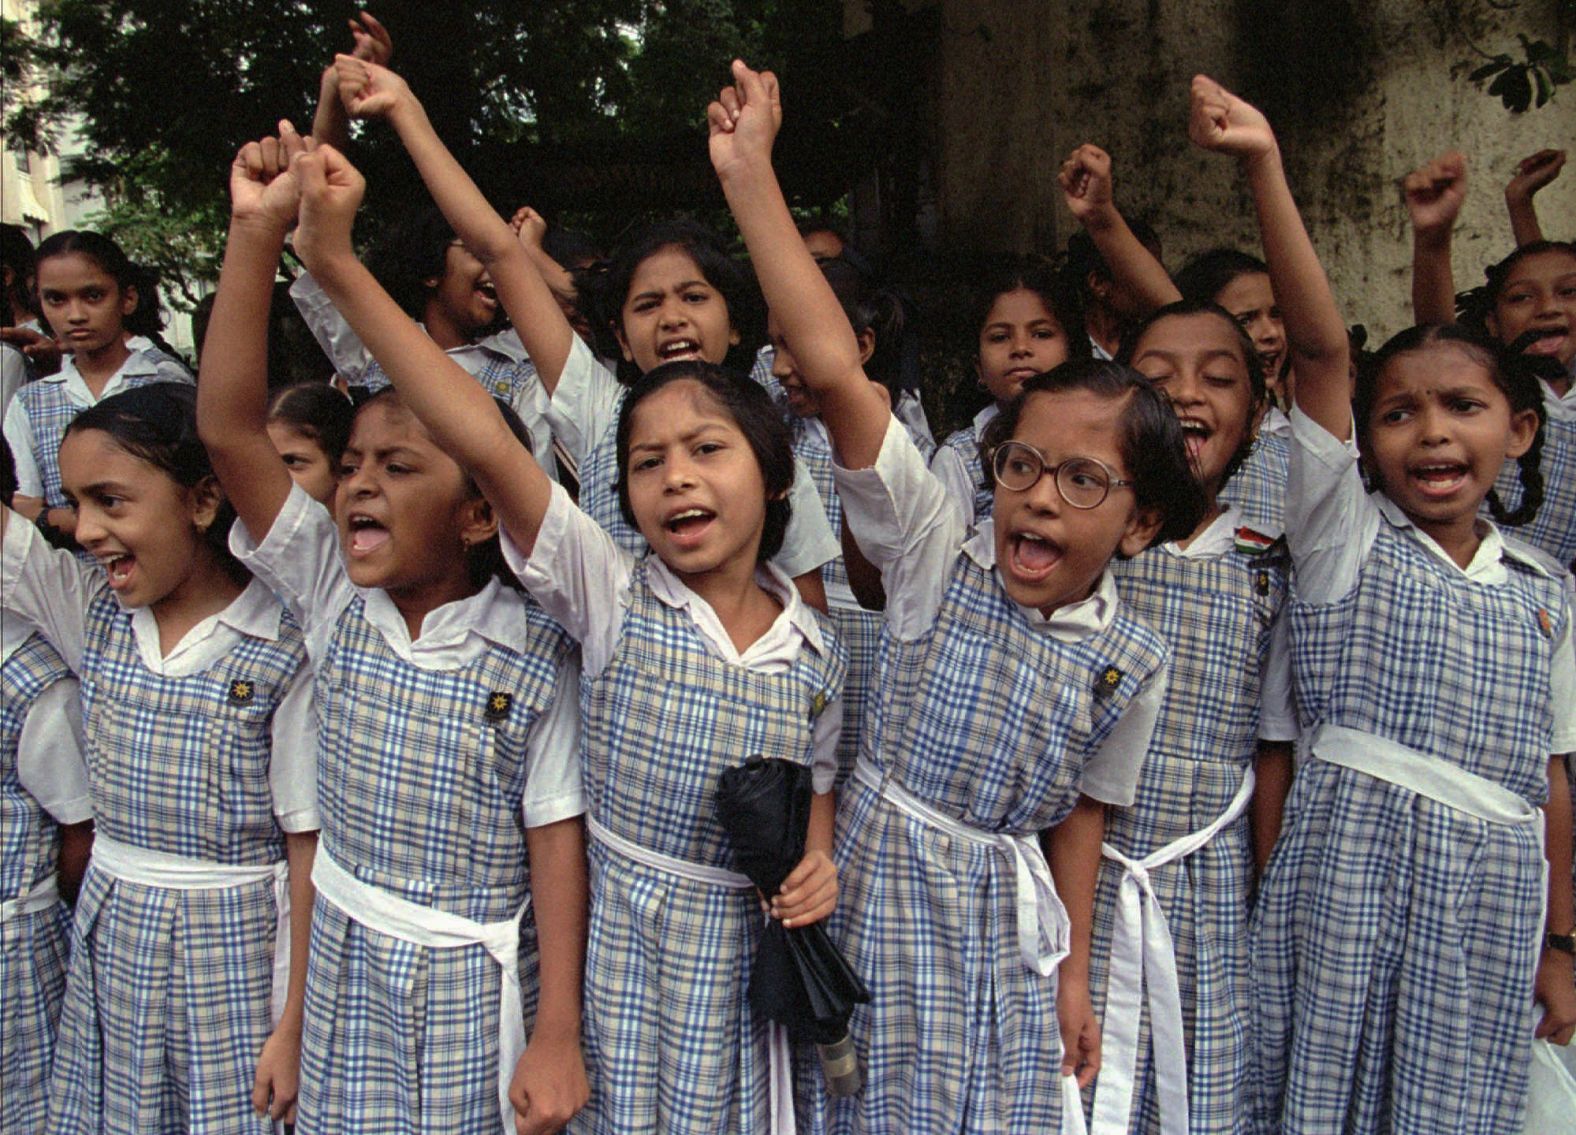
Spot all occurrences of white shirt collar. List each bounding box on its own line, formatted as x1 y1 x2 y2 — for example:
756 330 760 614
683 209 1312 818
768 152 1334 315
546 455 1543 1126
0 609 37 666
963 518 1119 640
359 576 534 655
1542 377 1576 422
1260 405 1293 436
43 334 163 395
644 555 829 662
1161 504 1245 560
1373 493 1555 583
127 577 286 668
972 401 1001 439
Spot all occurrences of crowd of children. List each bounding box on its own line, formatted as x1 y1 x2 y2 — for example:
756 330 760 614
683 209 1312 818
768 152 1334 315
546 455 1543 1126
1 18 1574 1135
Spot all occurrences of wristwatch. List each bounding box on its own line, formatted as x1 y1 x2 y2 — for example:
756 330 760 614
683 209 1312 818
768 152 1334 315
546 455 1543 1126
1547 928 1576 955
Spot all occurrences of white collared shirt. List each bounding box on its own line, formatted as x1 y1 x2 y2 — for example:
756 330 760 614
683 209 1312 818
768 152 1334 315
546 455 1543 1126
504 481 844 792
832 416 1167 806
1286 406 1576 751
2 521 319 831
0 609 92 826
3 335 191 497
229 484 583 828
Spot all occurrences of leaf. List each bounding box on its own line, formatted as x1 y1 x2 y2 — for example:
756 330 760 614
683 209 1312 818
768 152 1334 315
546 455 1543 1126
1469 57 1511 84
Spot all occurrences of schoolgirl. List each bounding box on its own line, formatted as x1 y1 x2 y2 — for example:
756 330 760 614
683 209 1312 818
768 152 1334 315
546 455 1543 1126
930 255 1091 526
197 128 589 1134
3 230 192 548
278 103 847 1133
1 382 316 1133
0 435 93 1130
265 381 353 506
1182 74 1576 1132
1084 296 1296 1135
712 61 1206 1131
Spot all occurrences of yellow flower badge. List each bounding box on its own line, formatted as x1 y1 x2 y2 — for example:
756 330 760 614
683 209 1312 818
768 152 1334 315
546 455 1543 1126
228 679 254 705
485 691 513 722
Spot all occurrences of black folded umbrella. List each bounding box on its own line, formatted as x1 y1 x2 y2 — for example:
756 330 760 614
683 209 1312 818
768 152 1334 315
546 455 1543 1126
716 756 870 1092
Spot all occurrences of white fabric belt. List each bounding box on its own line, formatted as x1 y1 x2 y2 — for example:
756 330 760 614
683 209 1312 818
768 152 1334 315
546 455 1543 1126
1089 766 1256 1135
1310 723 1539 826
853 758 1070 977
312 847 528 1135
0 872 60 921
585 813 794 1135
92 833 291 1024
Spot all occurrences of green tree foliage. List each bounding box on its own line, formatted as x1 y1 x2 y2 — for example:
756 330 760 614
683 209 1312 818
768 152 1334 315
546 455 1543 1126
5 0 840 304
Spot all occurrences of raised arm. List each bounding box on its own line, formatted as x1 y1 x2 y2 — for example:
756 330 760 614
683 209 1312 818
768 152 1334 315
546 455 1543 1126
333 55 577 392
1506 148 1564 248
1402 151 1467 326
196 124 310 542
291 143 556 556
1189 76 1350 438
1058 143 1180 312
310 11 392 151
710 61 888 469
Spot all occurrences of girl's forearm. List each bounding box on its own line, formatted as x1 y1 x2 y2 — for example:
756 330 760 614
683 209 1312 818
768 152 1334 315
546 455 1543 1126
1545 756 1574 936
277 831 318 1032
1044 794 1104 985
1410 227 1457 326
524 818 588 1039
807 790 835 856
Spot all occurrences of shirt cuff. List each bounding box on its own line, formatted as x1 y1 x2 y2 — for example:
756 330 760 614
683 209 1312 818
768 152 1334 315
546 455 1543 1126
275 806 321 835
524 789 586 830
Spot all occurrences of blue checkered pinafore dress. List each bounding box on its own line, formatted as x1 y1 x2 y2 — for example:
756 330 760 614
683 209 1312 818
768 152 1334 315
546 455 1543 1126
17 352 192 511
575 391 647 555
792 418 930 789
1090 536 1289 1135
355 349 539 404
935 426 995 526
813 552 1169 1135
1252 519 1565 1135
0 632 77 1130
1222 431 1289 537
1490 409 1576 569
47 592 306 1135
294 594 574 1134
577 564 845 1135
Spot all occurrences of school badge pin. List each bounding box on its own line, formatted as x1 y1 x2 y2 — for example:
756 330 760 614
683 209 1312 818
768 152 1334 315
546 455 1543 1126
1538 608 1554 639
1255 571 1271 597
228 679 255 705
811 691 828 717
1095 666 1123 697
493 380 510 396
485 692 513 721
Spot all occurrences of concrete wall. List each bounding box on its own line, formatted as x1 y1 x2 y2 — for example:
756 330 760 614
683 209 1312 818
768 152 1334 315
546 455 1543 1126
878 0 1574 340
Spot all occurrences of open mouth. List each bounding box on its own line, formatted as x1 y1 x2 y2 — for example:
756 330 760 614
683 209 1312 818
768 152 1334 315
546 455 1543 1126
664 507 715 545
1409 462 1469 498
101 554 135 590
1525 327 1570 358
475 281 497 302
347 514 391 556
1177 417 1212 462
657 339 702 362
1008 531 1063 581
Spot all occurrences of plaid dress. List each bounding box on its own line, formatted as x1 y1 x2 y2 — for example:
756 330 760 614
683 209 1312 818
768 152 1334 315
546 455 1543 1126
934 425 995 526
578 564 845 1135
48 592 307 1135
295 595 574 1134
816 552 1169 1135
356 351 539 406
0 632 77 1131
1253 521 1564 1135
793 418 931 788
1491 411 1576 569
1090 535 1289 1135
16 350 191 511
1223 432 1289 538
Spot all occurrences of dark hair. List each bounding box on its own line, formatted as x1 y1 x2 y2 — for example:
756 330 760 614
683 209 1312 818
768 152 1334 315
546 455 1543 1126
1065 218 1161 292
541 227 603 272
1 433 17 500
267 382 355 467
352 387 533 591
364 206 462 321
614 360 794 562
1175 248 1269 306
980 358 1207 549
1 223 37 326
819 257 911 396
1459 239 1576 333
971 256 1090 363
581 219 761 383
1356 324 1546 526
64 382 248 583
1119 299 1268 487
35 230 168 340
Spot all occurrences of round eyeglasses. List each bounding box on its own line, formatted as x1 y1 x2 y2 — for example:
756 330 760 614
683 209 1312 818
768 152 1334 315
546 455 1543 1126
989 442 1134 509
